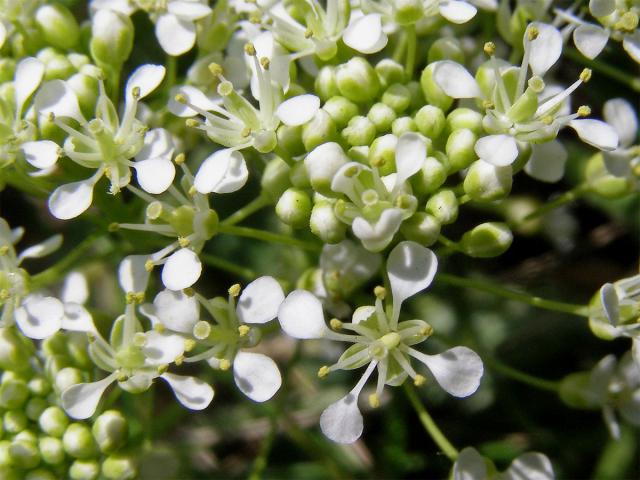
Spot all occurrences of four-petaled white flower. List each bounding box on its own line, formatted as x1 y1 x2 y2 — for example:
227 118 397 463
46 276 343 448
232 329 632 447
453 447 555 480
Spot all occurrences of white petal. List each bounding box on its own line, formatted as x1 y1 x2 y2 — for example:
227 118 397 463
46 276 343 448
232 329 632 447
161 373 214 410
395 132 426 187
155 13 196 56
61 272 89 304
453 447 487 480
343 14 388 54
126 64 166 101
352 209 404 252
278 289 328 339
568 119 619 151
136 128 174 161
527 22 563 76
35 80 85 123
352 306 375 324
439 1 477 24
168 85 220 117
15 295 63 339
233 351 282 402
603 98 637 147
15 57 45 115
387 241 437 323
161 248 202 291
151 289 200 333
61 372 119 419
573 24 609 60
412 346 483 397
118 255 151 293
135 158 175 194
48 179 95 220
433 61 482 99
524 141 567 183
237 276 284 325
143 331 185 364
589 0 615 17
475 134 518 166
193 149 248 194
331 162 366 198
320 394 363 444
168 0 212 20
503 453 555 480
603 404 621 439
622 31 640 64
18 234 62 262
600 283 619 326
21 140 59 170
61 303 95 333
276 94 320 127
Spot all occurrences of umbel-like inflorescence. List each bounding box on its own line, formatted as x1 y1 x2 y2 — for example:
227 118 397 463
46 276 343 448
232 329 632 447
0 0 638 477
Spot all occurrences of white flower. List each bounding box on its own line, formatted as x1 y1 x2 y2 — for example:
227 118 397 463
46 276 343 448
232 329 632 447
600 98 639 183
278 241 483 443
453 447 555 480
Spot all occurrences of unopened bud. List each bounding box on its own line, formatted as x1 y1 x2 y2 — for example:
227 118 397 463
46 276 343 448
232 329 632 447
69 459 100 480
90 9 133 67
304 142 348 195
343 116 376 146
336 57 380 104
63 423 98 459
425 190 459 225
39 407 69 438
276 188 312 229
39 436 65 465
36 4 81 50
102 453 137 480
92 410 128 454
463 160 513 201
310 201 347 244
460 222 513 258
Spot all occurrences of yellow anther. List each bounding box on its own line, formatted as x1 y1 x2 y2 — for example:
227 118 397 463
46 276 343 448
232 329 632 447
87 332 96 343
318 366 330 378
483 42 496 56
0 246 9 256
260 57 270 70
132 86 141 99
420 324 434 337
134 292 145 303
178 237 190 248
188 186 197 196
47 112 55 122
183 287 195 297
0 289 9 300
368 393 380 408
580 68 592 83
577 105 591 117
395 195 412 209
228 283 241 297
108 222 120 232
219 359 231 371
527 25 539 41
125 292 136 304
414 374 426 387
174 153 186 165
208 63 223 77
144 259 155 272
238 325 250 337
374 286 386 300
616 11 639 32
184 338 197 352
175 354 184 366
154 323 166 333
117 372 128 382
329 318 343 330
185 118 201 128
371 156 385 167
304 28 313 38
174 93 187 104
249 12 262 23
541 115 554 125
218 80 233 96
482 100 495 110
193 320 211 340
133 332 147 347
241 126 252 137
157 364 169 375
244 43 257 56
344 165 360 177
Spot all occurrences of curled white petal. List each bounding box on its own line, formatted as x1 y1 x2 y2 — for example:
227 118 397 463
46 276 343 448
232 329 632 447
62 372 119 419
524 140 567 183
276 94 320 127
35 80 85 123
161 373 214 410
411 346 483 397
21 140 59 170
125 64 166 101
18 234 62 262
61 272 89 305
15 295 64 339
603 98 638 147
352 209 404 252
233 351 282 402
61 303 95 333
278 290 328 339
573 24 609 60
527 22 563 76
48 179 95 220
433 61 482 99
600 283 619 326
161 248 202 291
568 119 619 151
168 1 212 20
194 149 248 194
15 57 45 115
395 132 426 187
439 1 477 24
453 447 487 480
135 158 176 194
475 134 518 166
155 13 196 56
319 392 363 444
149 289 200 333
343 14 388 54
143 331 185 364
237 276 284 325
503 452 555 480
118 255 151 293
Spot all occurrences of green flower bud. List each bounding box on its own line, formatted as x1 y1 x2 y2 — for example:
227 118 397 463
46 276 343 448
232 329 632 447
412 154 448 196
4 410 28 434
67 73 99 121
394 0 424 24
0 378 29 409
420 64 453 112
276 188 312 228
55 367 84 393
342 116 376 146
90 9 134 67
461 222 513 258
28 377 51 397
382 84 411 113
304 142 349 196
315 66 339 102
92 410 128 454
368 102 397 133
69 459 100 480
400 213 441 246
336 57 380 104
0 328 33 372
9 439 40 469
406 81 425 111
15 430 38 444
288 159 311 189
25 397 48 421
38 436 65 465
276 124 305 157
261 157 291 203
464 160 513 201
375 59 405 87
102 454 137 480
39 407 69 438
0 440 11 467
427 37 465 63
558 372 597 410
26 468 57 480
63 423 98 459
310 201 347 244
446 128 477 172
0 58 16 83
415 105 446 139
446 108 483 135
425 190 459 225
585 153 634 198
348 145 370 163
65 335 92 370
35 4 80 50
302 109 337 151
323 96 359 128
391 116 417 136
368 134 398 176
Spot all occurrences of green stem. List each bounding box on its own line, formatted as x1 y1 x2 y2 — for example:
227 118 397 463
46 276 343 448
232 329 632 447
405 24 417 78
485 356 560 393
564 48 640 93
437 273 590 317
165 55 178 95
200 253 256 280
513 183 589 227
221 194 270 226
217 224 321 252
248 417 276 480
403 383 458 461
